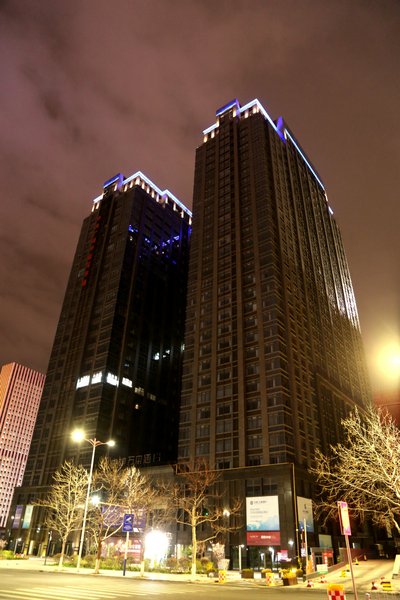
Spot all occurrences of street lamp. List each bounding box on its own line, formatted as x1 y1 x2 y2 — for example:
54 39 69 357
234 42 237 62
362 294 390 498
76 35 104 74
237 544 244 572
71 429 115 570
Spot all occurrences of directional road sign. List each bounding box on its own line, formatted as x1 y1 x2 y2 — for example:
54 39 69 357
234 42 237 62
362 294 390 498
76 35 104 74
122 513 134 532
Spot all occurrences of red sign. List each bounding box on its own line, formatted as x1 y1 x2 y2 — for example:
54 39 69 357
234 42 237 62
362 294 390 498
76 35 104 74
246 531 281 546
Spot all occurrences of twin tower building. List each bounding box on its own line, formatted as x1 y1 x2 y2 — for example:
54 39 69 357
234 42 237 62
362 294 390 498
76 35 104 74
13 98 369 558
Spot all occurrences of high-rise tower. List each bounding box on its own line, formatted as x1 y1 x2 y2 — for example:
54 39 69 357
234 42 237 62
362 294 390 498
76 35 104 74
0 363 44 529
178 99 370 558
179 98 369 469
15 172 190 521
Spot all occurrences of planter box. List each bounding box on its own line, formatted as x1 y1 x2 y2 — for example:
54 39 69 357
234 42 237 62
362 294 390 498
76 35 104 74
241 570 254 579
282 577 297 586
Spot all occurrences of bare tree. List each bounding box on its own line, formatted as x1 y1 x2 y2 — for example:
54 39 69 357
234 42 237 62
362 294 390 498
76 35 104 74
170 460 241 577
89 458 165 574
34 461 88 568
311 406 400 534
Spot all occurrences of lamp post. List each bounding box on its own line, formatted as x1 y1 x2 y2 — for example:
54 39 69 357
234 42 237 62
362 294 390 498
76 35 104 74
238 544 244 572
44 530 52 565
288 538 294 558
71 430 115 570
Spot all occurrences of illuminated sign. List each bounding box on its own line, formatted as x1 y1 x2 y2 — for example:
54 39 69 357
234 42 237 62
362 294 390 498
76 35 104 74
338 501 351 536
297 496 314 533
246 496 280 546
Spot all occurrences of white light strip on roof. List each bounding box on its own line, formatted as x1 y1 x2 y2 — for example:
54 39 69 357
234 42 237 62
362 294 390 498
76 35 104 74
202 98 325 191
93 171 192 217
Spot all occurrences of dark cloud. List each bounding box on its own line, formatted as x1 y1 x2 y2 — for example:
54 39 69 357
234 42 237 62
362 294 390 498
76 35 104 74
0 0 399 392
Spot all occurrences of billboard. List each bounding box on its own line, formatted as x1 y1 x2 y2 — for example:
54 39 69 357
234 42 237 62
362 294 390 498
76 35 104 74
22 505 33 529
338 501 351 535
297 496 314 533
246 496 280 546
13 505 23 528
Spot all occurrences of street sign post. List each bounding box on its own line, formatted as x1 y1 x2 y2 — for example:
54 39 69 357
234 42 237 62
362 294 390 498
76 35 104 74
338 501 358 600
122 514 134 576
122 513 134 533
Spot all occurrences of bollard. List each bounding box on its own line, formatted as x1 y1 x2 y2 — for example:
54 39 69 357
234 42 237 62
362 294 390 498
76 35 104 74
265 573 274 586
327 584 346 600
218 569 227 584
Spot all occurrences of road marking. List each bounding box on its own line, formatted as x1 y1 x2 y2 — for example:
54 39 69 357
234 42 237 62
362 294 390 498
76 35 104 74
0 588 145 599
0 582 210 600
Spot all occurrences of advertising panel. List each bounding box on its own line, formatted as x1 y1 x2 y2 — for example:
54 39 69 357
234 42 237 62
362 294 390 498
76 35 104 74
22 505 33 529
338 501 351 535
246 531 280 546
246 496 279 530
13 505 24 528
297 496 314 532
246 496 280 546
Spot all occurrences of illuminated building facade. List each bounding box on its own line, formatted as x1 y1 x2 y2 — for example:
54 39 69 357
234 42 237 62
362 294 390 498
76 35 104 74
177 99 370 560
0 363 44 529
12 173 190 551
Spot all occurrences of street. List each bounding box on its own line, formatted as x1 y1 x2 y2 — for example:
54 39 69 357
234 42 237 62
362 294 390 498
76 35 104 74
0 558 399 600
0 569 329 600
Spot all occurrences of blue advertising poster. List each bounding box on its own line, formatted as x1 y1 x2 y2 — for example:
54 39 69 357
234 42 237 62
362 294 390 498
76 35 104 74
297 496 314 533
246 496 280 531
13 505 23 528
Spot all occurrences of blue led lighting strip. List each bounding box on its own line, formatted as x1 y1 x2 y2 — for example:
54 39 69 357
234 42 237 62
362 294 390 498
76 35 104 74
203 98 279 136
283 130 325 190
93 170 192 217
202 98 326 192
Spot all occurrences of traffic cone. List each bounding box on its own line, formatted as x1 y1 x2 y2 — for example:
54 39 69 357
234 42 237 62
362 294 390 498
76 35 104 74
354 557 359 565
340 569 347 577
371 580 378 590
319 575 327 583
306 579 314 587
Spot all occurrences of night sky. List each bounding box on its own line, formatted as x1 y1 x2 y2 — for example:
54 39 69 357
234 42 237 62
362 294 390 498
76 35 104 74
0 0 399 393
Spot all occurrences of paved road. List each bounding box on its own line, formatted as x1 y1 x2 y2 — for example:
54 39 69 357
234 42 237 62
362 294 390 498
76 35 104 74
0 557 399 599
0 570 329 600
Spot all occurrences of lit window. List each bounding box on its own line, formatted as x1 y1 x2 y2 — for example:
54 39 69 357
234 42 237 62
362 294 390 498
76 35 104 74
106 372 119 386
91 371 102 384
122 377 133 388
76 376 90 389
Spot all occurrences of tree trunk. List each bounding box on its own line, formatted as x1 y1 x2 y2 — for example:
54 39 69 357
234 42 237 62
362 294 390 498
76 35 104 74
94 538 102 574
191 515 197 578
58 539 66 569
